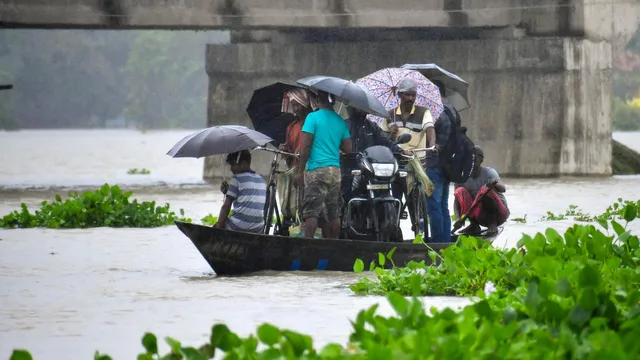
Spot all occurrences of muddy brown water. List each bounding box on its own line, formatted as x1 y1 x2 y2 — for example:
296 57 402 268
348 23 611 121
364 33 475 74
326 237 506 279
1 130 640 359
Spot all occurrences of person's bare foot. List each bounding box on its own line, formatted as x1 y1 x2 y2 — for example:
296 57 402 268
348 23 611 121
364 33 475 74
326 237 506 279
460 223 481 235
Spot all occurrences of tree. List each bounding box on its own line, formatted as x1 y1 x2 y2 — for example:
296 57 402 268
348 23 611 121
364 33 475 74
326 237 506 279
122 31 211 129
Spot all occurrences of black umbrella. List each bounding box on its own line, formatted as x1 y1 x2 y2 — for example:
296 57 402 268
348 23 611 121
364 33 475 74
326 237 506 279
167 125 274 158
400 63 470 112
295 75 391 120
246 82 306 147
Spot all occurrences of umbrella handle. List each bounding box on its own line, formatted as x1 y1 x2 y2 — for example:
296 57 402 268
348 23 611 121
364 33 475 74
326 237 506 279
220 155 227 182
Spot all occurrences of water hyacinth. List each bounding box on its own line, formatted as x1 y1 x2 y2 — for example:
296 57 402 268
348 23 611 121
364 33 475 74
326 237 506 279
9 199 640 359
483 281 496 296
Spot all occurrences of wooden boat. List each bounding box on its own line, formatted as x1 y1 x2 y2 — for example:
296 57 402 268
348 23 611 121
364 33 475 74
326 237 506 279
175 221 503 276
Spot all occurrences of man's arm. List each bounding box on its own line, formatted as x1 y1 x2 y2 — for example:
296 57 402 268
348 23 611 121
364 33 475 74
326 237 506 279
435 111 452 149
298 132 313 175
421 109 436 147
487 168 506 193
340 138 353 154
215 196 234 228
368 122 400 151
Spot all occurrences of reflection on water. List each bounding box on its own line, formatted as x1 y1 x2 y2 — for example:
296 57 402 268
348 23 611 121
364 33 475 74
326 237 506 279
1 130 640 359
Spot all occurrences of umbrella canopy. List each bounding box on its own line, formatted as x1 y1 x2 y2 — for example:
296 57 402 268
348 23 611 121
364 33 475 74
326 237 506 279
167 125 274 159
246 82 306 146
355 68 444 126
295 75 390 120
400 63 470 112
356 68 444 123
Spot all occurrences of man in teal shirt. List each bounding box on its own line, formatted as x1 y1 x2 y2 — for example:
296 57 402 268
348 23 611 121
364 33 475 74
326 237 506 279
295 90 352 239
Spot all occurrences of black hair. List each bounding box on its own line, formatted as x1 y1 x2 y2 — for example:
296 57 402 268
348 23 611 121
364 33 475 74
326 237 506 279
432 80 446 98
226 150 252 165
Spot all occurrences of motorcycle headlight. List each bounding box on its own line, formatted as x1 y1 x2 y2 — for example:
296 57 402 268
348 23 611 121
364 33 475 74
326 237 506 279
372 163 395 177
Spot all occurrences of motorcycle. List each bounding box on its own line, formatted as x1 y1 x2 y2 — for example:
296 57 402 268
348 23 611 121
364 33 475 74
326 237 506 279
341 133 412 242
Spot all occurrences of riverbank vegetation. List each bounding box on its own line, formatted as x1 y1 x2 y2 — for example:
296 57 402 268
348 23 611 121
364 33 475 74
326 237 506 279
0 30 229 130
613 45 640 131
10 199 640 358
0 184 191 228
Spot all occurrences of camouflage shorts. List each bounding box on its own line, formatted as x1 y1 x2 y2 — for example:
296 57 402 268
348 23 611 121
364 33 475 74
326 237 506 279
302 166 342 221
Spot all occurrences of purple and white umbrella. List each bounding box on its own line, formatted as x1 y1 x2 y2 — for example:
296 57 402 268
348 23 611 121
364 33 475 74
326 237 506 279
355 68 444 126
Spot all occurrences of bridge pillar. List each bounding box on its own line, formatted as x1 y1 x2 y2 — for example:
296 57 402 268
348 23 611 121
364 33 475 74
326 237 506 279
203 36 612 180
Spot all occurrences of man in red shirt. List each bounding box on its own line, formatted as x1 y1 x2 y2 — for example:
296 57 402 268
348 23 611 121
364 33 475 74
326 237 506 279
280 88 313 168
277 88 318 229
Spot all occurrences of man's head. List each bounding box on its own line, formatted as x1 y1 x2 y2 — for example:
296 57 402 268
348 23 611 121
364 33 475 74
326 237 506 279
396 77 418 108
432 80 446 99
346 105 368 121
473 145 484 172
226 150 252 174
282 88 312 120
313 90 333 108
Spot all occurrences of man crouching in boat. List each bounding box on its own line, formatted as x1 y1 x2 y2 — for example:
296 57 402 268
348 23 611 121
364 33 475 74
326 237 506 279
216 150 267 233
452 146 509 236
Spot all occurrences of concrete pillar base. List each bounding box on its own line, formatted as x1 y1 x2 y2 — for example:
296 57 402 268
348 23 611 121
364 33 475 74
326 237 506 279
203 37 612 180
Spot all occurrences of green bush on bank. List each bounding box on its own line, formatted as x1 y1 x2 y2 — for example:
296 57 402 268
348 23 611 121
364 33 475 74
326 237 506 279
0 184 191 229
613 97 640 131
10 200 640 359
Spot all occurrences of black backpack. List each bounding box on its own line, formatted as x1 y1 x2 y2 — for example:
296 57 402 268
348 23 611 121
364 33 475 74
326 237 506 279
439 105 476 183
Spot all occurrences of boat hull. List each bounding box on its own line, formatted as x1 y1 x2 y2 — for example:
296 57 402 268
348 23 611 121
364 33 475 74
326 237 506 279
174 221 501 276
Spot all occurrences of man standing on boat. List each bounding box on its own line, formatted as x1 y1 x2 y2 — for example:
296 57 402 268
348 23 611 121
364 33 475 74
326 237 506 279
424 80 454 243
453 146 509 236
278 88 314 228
295 91 352 239
381 78 436 232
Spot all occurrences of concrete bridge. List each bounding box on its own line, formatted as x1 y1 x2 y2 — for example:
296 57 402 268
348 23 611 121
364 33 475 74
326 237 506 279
2 0 639 177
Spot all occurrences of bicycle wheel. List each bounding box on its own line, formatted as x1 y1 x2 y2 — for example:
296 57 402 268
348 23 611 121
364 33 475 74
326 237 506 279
413 184 430 240
263 184 277 234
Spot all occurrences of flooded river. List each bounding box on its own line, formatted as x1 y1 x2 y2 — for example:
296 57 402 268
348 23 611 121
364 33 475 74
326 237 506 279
1 129 640 359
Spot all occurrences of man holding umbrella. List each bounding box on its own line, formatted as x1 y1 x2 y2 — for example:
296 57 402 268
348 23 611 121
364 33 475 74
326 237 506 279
295 91 352 239
382 78 436 228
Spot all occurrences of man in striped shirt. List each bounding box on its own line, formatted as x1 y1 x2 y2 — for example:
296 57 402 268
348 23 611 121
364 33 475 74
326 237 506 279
216 150 267 233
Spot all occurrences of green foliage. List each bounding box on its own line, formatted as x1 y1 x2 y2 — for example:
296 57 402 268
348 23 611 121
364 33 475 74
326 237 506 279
352 199 639 297
0 184 191 228
127 168 151 175
200 212 276 227
11 199 640 359
200 213 219 226
0 30 228 130
613 71 640 102
511 215 527 223
122 31 210 129
613 97 640 131
10 200 640 359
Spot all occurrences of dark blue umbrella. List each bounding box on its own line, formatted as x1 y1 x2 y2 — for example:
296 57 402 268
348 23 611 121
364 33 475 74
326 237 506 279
295 75 391 120
167 125 274 158
400 63 470 112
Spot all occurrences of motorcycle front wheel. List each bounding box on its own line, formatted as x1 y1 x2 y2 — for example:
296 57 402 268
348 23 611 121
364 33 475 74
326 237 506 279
379 201 402 242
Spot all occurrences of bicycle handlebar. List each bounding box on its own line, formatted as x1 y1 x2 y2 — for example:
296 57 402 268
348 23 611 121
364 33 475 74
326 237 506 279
398 146 438 159
254 146 299 158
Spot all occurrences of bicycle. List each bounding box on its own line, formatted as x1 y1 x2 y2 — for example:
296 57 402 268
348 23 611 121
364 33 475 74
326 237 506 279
396 147 437 240
253 145 299 236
